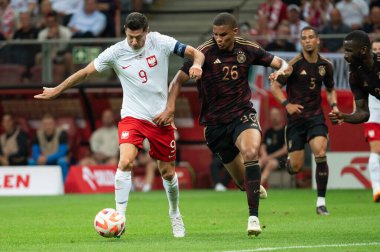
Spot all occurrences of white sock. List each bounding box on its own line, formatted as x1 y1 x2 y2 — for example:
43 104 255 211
162 173 179 216
368 153 380 195
114 169 132 217
317 197 326 207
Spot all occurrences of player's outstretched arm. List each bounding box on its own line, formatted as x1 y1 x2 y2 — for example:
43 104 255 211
184 46 204 80
328 99 369 124
34 61 98 100
270 80 303 115
153 70 190 127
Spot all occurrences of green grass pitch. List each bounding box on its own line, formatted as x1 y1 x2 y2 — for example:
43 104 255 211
1 189 379 252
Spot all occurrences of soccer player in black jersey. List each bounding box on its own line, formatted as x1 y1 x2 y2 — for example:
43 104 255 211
271 26 339 216
329 30 380 125
154 12 291 236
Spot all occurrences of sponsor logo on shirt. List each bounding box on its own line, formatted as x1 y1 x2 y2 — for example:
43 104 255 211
213 58 221 64
146 55 158 68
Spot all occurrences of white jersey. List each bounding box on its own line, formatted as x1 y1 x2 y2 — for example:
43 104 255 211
367 94 380 123
94 32 178 123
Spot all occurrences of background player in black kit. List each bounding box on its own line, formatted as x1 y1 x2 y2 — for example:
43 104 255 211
271 26 339 216
154 12 291 236
329 30 380 125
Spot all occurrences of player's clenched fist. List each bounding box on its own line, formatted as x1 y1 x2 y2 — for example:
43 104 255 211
328 111 344 125
189 65 202 80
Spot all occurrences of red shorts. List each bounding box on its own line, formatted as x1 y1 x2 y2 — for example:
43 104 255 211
364 123 380 142
118 117 176 162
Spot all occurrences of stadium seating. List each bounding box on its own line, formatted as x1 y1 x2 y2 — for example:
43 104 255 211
29 65 66 84
0 64 26 85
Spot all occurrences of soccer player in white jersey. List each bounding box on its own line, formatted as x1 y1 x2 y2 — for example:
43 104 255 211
364 38 380 202
34 12 204 237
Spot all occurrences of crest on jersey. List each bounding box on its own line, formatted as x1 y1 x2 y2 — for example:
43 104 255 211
121 131 129 139
318 66 326 76
146 55 157 68
237 51 246 63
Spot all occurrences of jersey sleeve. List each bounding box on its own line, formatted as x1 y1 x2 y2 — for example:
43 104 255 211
94 46 115 72
249 45 275 67
349 71 368 101
151 32 178 56
323 62 335 90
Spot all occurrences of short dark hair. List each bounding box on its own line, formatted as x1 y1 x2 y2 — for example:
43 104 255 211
344 30 371 49
301 26 319 37
213 12 237 28
373 36 380 43
124 12 148 31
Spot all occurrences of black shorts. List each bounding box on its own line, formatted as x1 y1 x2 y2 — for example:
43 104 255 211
205 109 261 164
285 115 328 152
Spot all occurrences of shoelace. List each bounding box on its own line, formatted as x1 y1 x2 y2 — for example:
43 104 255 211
170 216 184 233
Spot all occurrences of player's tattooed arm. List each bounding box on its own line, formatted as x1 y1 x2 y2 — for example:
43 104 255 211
328 98 369 124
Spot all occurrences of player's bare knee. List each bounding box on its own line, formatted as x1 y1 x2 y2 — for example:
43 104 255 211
118 158 134 171
161 168 175 181
291 162 303 173
241 148 259 161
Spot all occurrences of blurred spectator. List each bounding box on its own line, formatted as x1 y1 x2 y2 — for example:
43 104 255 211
363 3 380 35
259 107 287 186
11 11 40 79
79 109 119 166
0 0 17 40
0 113 28 166
250 13 276 47
302 0 333 29
336 0 369 30
29 114 69 180
50 0 84 25
319 8 351 52
35 11 73 76
256 0 287 31
265 22 296 52
68 0 107 38
210 154 231 192
35 0 55 30
97 0 121 37
287 4 309 51
10 0 37 16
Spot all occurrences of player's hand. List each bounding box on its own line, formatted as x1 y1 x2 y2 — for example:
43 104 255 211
285 103 303 115
153 109 176 129
328 111 344 125
189 65 202 80
34 87 61 100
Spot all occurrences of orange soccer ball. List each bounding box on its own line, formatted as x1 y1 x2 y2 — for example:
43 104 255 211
94 208 125 238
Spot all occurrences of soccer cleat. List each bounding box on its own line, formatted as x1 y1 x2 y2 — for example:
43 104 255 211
316 205 330 216
259 185 267 199
215 183 227 192
247 216 261 236
170 214 185 238
373 191 380 203
115 227 125 239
